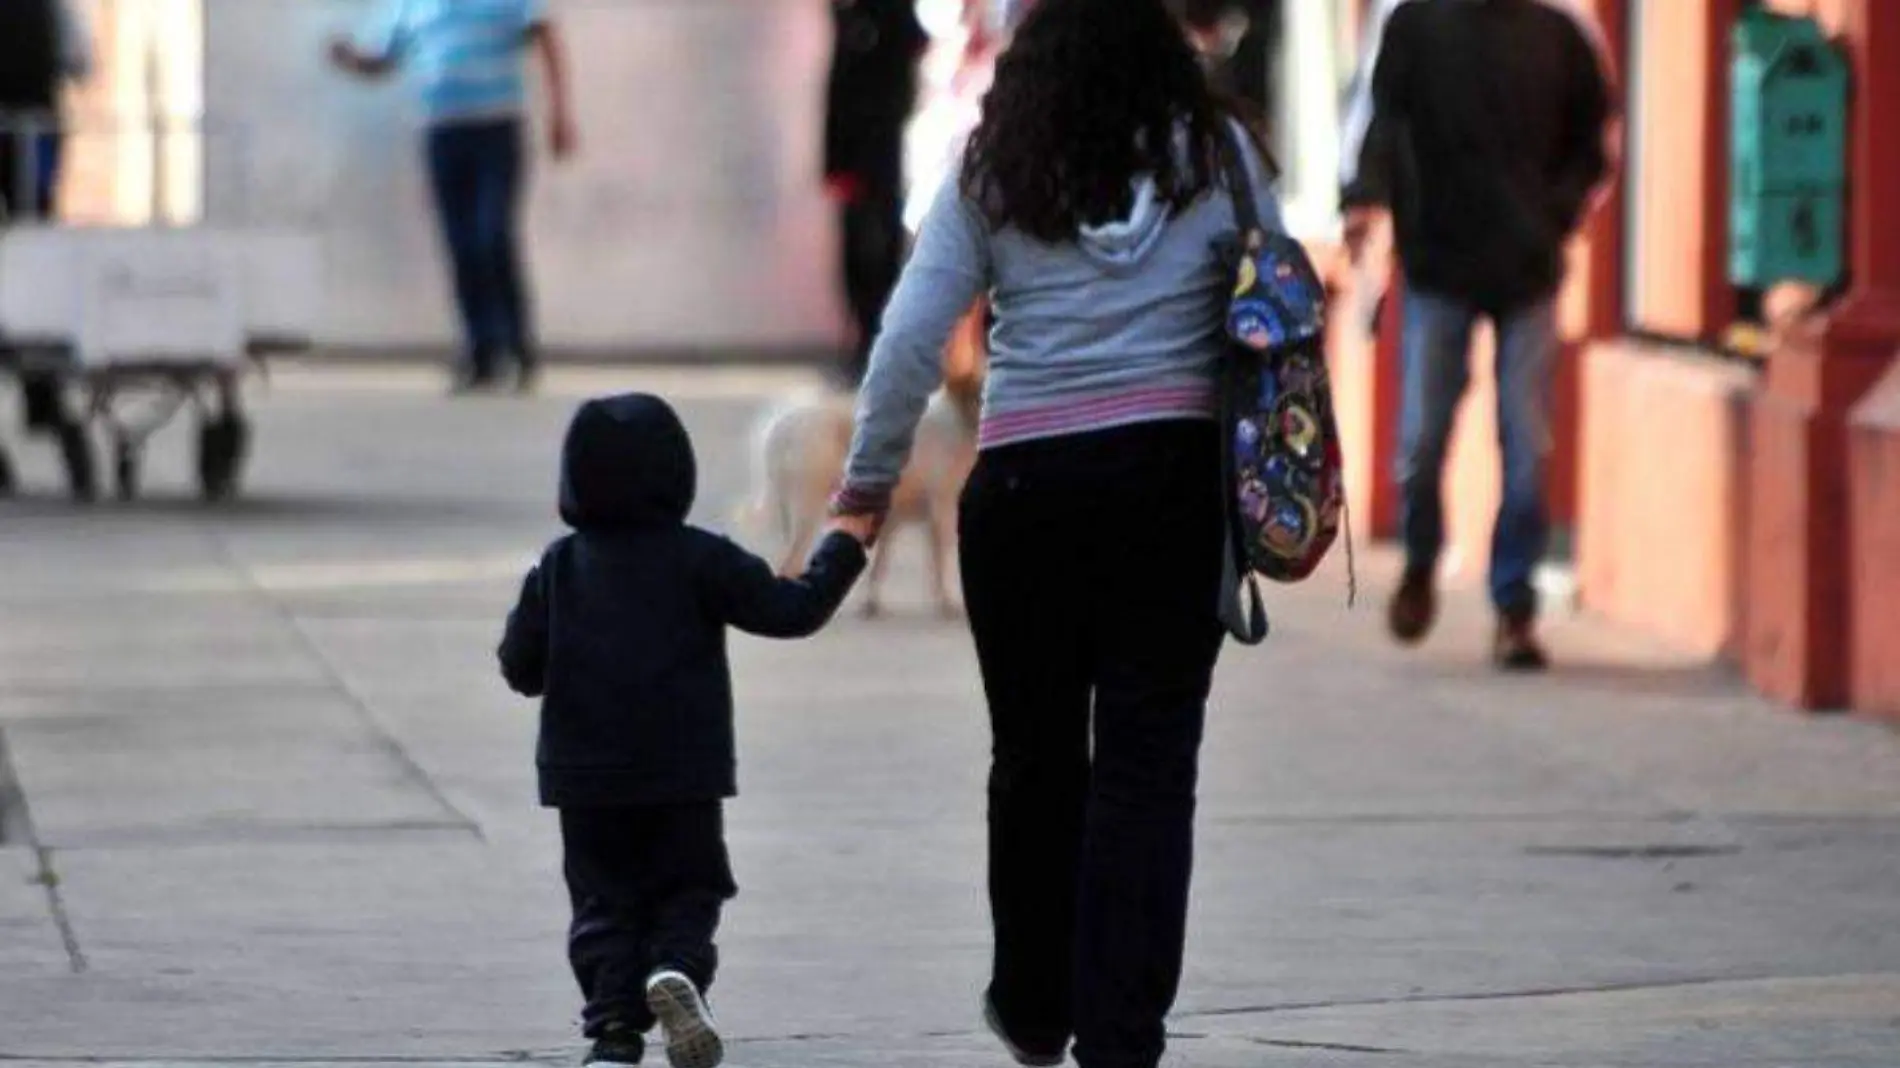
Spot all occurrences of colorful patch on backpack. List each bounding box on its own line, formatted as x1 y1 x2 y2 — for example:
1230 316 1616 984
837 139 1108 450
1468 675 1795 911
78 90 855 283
1222 231 1343 584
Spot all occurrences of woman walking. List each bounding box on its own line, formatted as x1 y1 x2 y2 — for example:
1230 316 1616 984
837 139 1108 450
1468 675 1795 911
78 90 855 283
830 1 1283 1065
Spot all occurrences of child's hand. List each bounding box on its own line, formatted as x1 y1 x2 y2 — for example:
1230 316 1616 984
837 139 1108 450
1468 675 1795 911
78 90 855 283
827 513 884 547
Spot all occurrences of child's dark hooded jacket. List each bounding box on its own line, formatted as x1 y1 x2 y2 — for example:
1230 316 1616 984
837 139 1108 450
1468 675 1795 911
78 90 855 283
499 393 865 807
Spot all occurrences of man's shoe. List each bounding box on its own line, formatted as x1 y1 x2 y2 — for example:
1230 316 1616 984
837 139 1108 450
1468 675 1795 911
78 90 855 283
982 993 1066 1067
1493 612 1550 673
646 970 723 1068
583 1023 646 1068
514 362 542 395
1387 566 1438 645
449 364 501 395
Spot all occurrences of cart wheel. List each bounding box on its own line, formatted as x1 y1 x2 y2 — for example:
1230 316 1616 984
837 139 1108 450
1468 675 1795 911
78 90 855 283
114 442 140 502
197 414 250 502
57 420 97 504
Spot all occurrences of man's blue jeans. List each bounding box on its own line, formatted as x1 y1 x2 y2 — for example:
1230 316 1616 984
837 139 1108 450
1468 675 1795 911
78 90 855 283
425 119 532 380
1397 289 1558 617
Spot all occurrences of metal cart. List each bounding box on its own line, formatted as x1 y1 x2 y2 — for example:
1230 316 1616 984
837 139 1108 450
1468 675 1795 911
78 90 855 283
0 115 321 502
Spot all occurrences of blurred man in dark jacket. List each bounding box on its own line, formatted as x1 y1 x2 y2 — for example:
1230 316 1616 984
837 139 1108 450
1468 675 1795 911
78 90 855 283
1341 0 1612 671
824 0 928 387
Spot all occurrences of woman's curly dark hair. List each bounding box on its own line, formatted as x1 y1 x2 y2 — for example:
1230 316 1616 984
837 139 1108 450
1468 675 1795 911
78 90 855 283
961 0 1252 242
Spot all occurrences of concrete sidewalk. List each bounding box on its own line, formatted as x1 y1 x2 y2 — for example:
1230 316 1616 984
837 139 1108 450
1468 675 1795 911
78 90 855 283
1 365 1897 1068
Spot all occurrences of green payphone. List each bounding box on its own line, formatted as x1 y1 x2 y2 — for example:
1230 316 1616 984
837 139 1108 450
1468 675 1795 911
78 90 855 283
1729 6 1848 289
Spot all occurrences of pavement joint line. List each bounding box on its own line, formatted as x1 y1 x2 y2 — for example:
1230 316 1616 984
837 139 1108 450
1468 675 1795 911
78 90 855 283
0 726 33 847
1200 810 1705 827
0 1028 1403 1065
1174 968 1883 1020
41 818 484 851
1251 1037 1408 1055
0 726 89 974
0 1048 562 1056
0 682 345 702
184 521 486 843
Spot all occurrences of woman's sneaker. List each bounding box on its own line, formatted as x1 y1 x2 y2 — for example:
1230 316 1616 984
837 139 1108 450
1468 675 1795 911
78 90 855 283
583 1021 645 1067
645 970 724 1068
982 993 1067 1067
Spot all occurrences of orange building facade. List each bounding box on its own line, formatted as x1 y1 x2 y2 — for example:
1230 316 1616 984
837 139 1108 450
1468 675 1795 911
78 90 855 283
1330 0 1898 717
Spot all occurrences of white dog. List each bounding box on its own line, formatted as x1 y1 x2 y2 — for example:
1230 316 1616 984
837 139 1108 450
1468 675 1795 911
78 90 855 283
744 383 979 618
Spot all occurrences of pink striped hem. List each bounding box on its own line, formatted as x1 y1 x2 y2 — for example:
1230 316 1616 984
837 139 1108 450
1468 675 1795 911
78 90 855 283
978 385 1216 450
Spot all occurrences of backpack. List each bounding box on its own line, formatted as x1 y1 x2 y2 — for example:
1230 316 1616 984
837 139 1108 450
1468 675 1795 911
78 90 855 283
1216 131 1349 645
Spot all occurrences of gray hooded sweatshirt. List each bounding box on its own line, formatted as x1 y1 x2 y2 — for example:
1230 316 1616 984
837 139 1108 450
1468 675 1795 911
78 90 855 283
840 120 1283 506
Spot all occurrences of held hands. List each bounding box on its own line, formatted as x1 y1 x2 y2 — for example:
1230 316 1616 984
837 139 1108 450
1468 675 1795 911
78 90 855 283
826 511 885 548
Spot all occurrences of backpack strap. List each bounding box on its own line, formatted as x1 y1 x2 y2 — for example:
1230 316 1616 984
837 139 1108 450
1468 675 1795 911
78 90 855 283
1220 122 1267 246
1217 366 1271 645
1216 121 1271 646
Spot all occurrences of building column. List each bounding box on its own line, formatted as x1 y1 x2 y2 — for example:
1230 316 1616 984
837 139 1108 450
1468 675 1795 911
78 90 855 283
1748 0 1900 709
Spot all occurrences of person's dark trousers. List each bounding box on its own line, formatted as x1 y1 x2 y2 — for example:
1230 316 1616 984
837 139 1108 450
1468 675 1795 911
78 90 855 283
0 129 68 437
562 803 737 1038
838 169 906 387
424 118 533 384
958 420 1226 1068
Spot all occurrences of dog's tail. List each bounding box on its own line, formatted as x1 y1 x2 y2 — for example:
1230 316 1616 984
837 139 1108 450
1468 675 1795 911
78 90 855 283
734 393 812 548
732 420 779 544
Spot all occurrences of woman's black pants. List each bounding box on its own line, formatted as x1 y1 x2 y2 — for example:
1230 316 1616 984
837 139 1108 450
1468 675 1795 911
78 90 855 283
958 419 1226 1068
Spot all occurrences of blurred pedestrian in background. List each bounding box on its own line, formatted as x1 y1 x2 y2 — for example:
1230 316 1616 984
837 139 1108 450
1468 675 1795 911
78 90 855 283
0 0 89 218
1177 0 1279 124
329 0 577 395
824 0 928 388
1341 0 1612 670
0 0 95 499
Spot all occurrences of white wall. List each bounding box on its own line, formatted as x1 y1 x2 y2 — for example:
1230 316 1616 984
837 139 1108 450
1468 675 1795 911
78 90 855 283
203 0 843 357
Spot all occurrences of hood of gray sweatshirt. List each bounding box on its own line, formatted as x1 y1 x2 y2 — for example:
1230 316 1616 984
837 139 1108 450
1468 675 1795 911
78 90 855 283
843 120 1285 491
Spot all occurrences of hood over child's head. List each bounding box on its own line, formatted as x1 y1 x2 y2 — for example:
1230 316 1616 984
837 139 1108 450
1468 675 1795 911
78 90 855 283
558 393 698 530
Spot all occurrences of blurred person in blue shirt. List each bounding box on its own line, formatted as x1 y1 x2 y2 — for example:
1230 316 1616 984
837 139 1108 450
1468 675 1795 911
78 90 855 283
329 0 577 394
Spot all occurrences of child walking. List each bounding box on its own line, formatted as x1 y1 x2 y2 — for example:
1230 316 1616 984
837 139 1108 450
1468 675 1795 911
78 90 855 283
499 393 867 1068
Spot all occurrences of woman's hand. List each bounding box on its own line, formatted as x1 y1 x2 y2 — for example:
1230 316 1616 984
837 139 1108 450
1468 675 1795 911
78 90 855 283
827 512 886 548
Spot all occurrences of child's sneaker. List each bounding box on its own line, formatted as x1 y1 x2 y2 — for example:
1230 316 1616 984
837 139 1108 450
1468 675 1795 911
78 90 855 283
645 970 724 1068
583 1021 646 1068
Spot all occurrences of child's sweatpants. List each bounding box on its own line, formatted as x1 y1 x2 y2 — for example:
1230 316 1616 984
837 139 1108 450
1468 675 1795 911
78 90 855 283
561 802 738 1037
